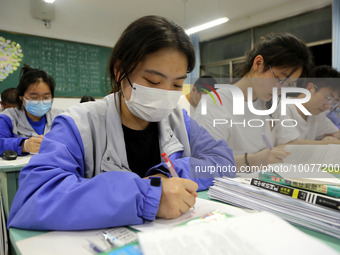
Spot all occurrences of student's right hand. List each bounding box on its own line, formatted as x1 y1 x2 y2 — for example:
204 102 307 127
156 178 198 219
22 136 43 153
252 148 290 166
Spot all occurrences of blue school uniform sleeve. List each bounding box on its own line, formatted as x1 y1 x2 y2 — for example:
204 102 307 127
147 109 235 191
327 111 340 129
7 115 162 231
182 110 235 190
0 114 27 155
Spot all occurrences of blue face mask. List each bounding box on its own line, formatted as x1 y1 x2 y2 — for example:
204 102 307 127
25 99 52 117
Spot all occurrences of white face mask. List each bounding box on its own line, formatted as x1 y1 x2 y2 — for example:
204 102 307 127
124 83 182 122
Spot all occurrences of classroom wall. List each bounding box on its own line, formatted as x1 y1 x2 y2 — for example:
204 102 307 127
0 0 332 46
0 0 331 106
52 98 82 111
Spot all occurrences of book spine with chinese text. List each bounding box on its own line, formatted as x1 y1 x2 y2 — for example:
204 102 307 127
248 178 340 212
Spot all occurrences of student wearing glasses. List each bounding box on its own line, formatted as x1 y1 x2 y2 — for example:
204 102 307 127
0 64 62 155
277 65 340 142
192 33 313 170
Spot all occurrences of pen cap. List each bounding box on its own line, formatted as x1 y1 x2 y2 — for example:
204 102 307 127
161 153 169 163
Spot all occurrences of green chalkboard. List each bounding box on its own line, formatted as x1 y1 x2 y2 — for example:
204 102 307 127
0 31 112 97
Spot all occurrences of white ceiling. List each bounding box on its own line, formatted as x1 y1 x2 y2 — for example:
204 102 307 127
0 0 332 47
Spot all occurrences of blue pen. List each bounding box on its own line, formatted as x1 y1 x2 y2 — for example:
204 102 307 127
88 241 104 254
262 133 274 150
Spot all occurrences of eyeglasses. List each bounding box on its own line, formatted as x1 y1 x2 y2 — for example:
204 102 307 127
269 65 296 88
24 97 52 105
313 84 339 108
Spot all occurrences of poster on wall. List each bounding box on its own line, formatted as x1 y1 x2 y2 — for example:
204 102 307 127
0 36 23 83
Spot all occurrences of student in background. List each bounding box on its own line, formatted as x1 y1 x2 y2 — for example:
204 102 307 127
0 64 62 155
178 75 217 115
192 33 313 170
8 15 235 231
278 65 340 142
0 87 18 111
80 95 95 103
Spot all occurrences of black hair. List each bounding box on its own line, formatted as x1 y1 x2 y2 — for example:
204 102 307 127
16 64 56 109
1 88 17 105
107 15 195 93
193 75 217 92
306 65 340 94
239 33 313 78
80 95 95 103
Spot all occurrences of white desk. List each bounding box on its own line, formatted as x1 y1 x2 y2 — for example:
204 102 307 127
8 191 340 255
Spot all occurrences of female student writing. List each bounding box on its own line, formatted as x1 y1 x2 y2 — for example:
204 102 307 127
192 33 313 170
8 15 235 231
0 65 62 155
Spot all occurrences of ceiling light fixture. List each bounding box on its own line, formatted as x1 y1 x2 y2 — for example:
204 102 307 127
43 0 55 3
185 17 229 35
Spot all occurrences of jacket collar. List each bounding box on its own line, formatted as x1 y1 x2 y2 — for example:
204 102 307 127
107 93 184 165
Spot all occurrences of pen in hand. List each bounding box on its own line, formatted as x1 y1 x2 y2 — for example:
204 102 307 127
161 153 179 177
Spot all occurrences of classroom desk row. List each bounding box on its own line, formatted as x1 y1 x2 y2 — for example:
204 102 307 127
1 156 340 255
8 192 340 255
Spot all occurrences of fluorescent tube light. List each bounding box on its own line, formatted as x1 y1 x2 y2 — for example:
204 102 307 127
44 0 55 3
185 17 229 35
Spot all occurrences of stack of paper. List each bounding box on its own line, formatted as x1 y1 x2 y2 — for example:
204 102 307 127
209 177 340 239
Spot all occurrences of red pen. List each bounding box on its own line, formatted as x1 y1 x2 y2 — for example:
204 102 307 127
161 153 179 177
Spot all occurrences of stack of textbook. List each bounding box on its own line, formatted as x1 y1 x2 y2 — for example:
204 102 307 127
208 172 340 238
